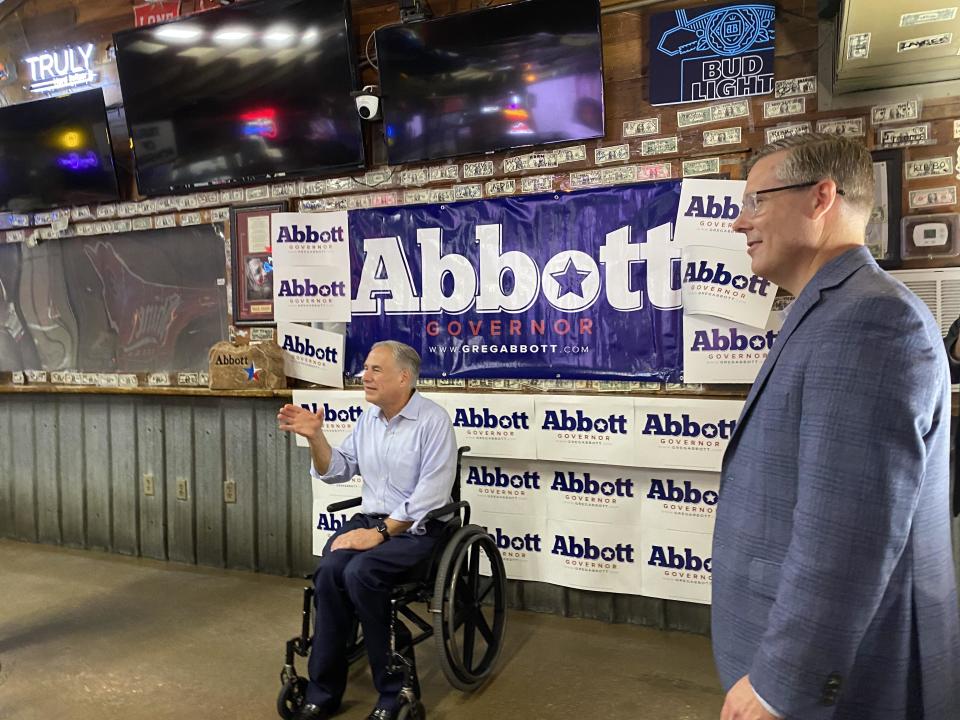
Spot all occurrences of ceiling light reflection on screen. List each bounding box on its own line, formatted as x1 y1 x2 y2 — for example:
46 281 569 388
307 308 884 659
264 25 296 47
213 26 253 45
155 25 203 43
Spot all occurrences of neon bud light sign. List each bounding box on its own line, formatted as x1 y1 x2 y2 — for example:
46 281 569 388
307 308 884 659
24 44 98 93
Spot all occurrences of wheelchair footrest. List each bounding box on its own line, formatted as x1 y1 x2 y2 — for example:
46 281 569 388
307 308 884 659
391 582 423 599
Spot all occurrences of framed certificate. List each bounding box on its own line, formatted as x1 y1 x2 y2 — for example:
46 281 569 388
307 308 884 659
230 201 286 325
868 149 903 270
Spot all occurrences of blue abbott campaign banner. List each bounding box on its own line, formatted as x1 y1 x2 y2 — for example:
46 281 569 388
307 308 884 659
344 183 685 381
649 3 776 106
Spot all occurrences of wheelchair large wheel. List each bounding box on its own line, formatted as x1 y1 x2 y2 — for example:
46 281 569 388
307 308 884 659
277 676 307 719
432 524 507 691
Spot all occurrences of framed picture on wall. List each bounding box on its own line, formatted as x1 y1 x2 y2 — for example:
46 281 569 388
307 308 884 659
230 201 287 325
868 149 903 270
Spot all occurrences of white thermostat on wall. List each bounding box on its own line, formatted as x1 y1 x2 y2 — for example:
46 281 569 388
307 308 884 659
902 213 960 260
913 222 949 247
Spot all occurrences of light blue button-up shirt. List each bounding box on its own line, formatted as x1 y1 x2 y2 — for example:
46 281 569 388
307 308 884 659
311 391 457 533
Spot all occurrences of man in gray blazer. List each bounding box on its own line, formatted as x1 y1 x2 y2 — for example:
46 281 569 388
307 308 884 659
713 133 960 719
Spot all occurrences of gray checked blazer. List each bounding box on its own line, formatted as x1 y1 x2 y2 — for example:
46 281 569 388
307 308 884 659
712 245 960 719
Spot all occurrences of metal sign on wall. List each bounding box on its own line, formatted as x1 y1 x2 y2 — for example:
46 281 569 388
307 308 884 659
649 2 776 105
133 1 182 27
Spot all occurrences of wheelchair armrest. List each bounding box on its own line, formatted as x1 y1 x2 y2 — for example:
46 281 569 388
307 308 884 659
326 497 362 513
425 500 470 525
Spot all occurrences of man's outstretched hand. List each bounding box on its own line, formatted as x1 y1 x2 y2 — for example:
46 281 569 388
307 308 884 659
277 403 324 442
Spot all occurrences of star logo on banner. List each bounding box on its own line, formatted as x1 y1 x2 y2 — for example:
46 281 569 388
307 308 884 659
245 363 261 381
549 257 591 299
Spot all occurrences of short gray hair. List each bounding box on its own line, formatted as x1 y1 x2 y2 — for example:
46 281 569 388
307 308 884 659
371 340 421 386
747 133 874 215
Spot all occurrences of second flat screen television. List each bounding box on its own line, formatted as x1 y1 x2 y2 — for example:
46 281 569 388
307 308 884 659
376 0 604 165
114 0 365 196
0 89 119 212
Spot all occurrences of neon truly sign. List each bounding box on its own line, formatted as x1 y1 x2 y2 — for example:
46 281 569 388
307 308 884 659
23 44 98 93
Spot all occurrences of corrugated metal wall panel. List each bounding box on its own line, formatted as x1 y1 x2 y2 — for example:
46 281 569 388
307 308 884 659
194 400 225 568
84 399 112 552
109 398 139 556
255 403 290 576
223 399 257 571
289 428 315 578
10 397 37 542
35 400 60 545
521 581 568 617
137 400 167 561
59 400 86 548
565 587 616 623
0 399 12 537
164 400 196 565
613 593 667 627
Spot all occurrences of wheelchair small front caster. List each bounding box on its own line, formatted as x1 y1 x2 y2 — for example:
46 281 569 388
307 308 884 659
396 699 426 720
277 676 308 719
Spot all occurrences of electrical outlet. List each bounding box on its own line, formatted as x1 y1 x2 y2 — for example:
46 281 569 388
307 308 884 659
175 478 189 501
223 479 237 504
143 473 155 496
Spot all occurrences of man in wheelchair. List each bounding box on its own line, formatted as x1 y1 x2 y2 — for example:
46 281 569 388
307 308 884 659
278 340 457 720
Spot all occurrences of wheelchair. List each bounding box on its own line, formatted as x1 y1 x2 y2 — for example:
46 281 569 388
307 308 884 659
278 447 508 720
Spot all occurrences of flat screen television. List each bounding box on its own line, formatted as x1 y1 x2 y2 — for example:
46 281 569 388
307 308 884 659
375 0 604 165
0 88 120 213
114 0 365 196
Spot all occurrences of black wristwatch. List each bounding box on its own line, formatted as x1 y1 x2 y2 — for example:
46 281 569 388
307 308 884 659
375 520 391 542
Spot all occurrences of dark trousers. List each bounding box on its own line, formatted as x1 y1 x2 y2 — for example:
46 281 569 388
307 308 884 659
306 514 440 712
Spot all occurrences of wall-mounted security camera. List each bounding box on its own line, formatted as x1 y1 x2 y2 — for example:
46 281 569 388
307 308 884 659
352 85 381 121
399 0 432 23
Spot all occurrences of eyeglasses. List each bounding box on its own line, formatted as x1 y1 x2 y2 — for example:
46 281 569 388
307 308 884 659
741 180 846 216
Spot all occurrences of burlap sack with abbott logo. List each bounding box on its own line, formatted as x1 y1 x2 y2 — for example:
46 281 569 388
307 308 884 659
208 338 287 390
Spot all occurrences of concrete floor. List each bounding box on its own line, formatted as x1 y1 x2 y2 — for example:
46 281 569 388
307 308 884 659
0 539 724 720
